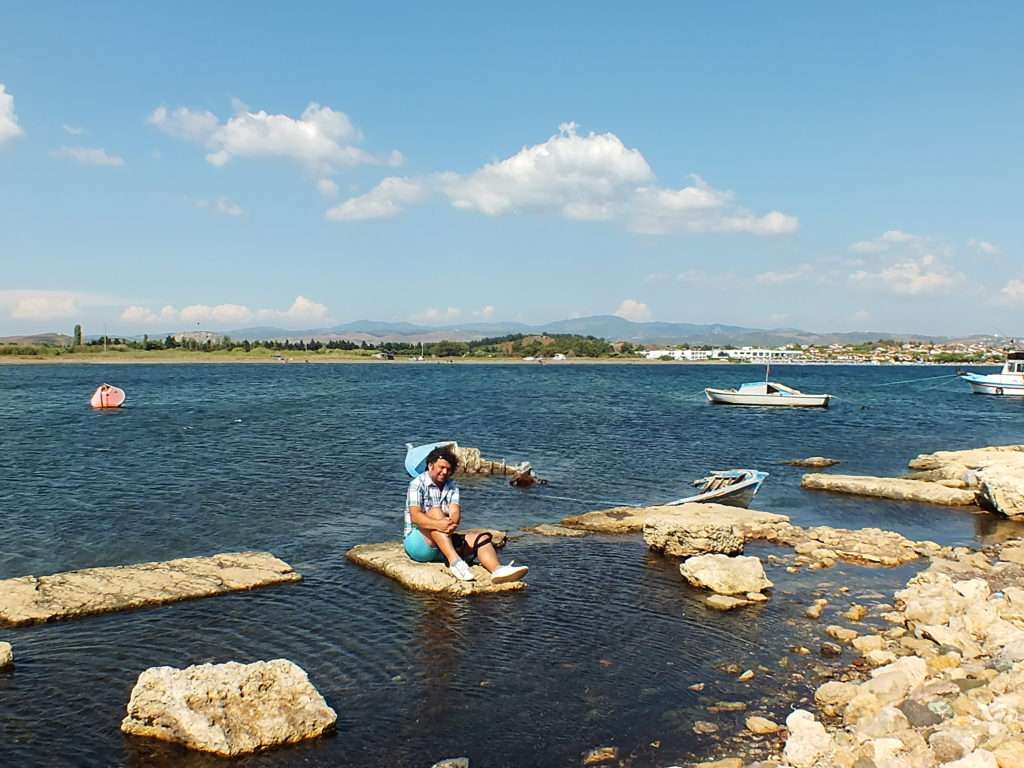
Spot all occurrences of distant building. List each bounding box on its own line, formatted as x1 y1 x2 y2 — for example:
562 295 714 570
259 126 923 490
174 330 224 343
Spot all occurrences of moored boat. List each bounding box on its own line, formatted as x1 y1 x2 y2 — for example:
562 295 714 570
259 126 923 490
705 380 832 407
664 469 769 508
960 351 1024 396
90 383 126 409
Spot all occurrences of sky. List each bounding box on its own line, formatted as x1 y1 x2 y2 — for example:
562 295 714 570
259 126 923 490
1 2 1022 338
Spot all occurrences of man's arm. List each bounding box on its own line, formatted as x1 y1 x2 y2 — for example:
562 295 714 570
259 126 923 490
409 504 458 534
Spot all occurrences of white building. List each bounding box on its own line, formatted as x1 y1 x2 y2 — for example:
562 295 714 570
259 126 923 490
644 346 803 362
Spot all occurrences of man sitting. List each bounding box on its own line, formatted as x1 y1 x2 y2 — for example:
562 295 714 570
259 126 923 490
404 446 528 583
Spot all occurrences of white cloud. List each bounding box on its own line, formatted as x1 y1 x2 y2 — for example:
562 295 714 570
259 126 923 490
317 178 339 198
413 307 462 324
331 123 797 236
63 124 84 135
325 177 427 221
193 197 243 217
755 263 814 286
850 255 958 296
969 239 1001 256
148 102 396 179
614 299 652 322
9 293 78 320
52 146 125 167
846 231 961 296
0 84 22 144
120 296 328 328
999 279 1024 304
849 229 920 254
676 269 738 289
473 305 496 320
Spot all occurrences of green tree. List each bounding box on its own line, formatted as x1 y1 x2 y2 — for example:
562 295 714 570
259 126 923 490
73 324 83 346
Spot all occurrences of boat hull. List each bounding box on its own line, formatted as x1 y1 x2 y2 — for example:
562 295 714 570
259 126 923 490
664 470 769 508
704 388 831 408
961 374 1024 397
90 385 126 408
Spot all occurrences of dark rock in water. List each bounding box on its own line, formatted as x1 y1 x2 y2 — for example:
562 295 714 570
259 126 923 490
820 642 843 658
693 721 719 735
786 457 840 468
897 699 943 727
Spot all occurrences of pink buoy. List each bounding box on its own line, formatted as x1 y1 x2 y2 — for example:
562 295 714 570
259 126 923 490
90 383 126 409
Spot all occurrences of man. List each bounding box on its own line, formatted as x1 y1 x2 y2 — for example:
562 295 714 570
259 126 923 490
404 446 528 583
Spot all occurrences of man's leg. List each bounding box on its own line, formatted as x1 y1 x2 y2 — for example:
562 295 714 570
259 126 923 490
425 530 463 566
459 531 501 572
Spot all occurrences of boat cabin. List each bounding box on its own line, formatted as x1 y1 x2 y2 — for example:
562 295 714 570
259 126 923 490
1003 351 1024 374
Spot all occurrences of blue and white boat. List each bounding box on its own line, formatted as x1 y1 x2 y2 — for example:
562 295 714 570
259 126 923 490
664 469 769 508
705 380 832 408
961 351 1024 396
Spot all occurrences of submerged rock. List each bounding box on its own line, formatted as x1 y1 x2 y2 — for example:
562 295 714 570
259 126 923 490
120 659 336 756
800 473 977 506
0 641 11 669
680 554 773 595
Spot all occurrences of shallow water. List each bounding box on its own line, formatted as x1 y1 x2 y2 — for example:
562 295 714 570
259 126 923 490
0 362 1021 767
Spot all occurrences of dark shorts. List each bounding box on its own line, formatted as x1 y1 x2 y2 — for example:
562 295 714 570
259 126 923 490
402 530 476 564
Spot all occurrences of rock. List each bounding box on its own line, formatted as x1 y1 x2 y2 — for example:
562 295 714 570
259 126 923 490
705 594 753 611
738 669 755 682
681 554 773 595
815 681 858 712
643 515 744 558
783 709 834 768
120 659 336 756
0 551 302 627
993 741 1024 768
861 656 928 706
692 760 743 768
897 699 943 727
826 625 858 643
978 469 1024 518
0 641 11 669
746 715 781 734
843 604 868 621
562 502 789 535
346 536 525 595
806 599 828 619
858 706 910 738
800 473 977 506
523 523 586 538
940 749 998 768
864 650 898 667
689 682 706 691
432 760 470 768
693 721 719 735
852 635 884 654
582 746 619 765
820 642 843 658
787 457 840 468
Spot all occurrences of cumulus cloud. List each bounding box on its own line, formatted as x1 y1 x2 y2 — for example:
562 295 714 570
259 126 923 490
148 102 399 181
473 305 496 320
120 296 329 328
0 84 24 144
849 229 920 254
755 263 814 286
193 197 243 217
327 123 798 236
317 178 339 198
614 299 652 322
847 230 962 296
325 177 427 221
969 239 1001 256
0 289 123 321
850 253 958 296
52 146 125 167
999 279 1024 304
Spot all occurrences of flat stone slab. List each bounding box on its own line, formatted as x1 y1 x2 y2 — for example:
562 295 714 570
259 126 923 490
0 551 301 627
347 531 525 595
800 473 977 506
561 502 789 535
523 523 587 538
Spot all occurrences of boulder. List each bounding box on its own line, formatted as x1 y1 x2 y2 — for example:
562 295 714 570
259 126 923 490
680 554 773 595
745 715 781 734
783 709 834 768
0 641 11 669
642 514 744 558
815 681 858 714
861 656 928 705
786 457 840 468
800 473 977 506
705 594 752 611
120 659 336 756
978 468 1024 519
346 535 524 595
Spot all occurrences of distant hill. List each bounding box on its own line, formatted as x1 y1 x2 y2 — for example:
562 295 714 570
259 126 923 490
0 333 72 346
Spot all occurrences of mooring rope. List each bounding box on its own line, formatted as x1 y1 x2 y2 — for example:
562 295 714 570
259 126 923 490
870 372 961 387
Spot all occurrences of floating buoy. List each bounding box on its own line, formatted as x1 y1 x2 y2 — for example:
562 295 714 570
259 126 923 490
90 383 126 409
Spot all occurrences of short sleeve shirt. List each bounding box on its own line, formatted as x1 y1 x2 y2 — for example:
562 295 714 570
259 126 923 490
404 471 460 537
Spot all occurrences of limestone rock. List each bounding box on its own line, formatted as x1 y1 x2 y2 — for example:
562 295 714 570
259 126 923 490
815 681 858 713
0 551 302 627
746 715 781 734
783 709 834 768
993 741 1024 768
0 641 11 669
345 535 525 595
523 523 586 538
861 656 928 705
582 746 619 765
120 659 336 756
705 594 753 611
431 760 470 768
941 750 998 768
978 468 1024 519
562 502 789 535
643 514 745 558
800 473 977 506
825 625 858 643
786 457 840 468
680 554 773 595
852 635 884 654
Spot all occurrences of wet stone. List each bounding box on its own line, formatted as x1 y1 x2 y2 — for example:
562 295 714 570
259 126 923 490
897 699 943 727
693 721 720 735
582 746 619 765
820 642 843 658
432 760 470 768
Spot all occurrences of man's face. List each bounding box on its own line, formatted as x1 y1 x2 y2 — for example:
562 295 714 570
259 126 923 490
428 458 454 486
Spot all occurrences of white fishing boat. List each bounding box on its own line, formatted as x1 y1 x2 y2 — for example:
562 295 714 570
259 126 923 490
664 469 769 508
960 351 1024 396
704 380 832 407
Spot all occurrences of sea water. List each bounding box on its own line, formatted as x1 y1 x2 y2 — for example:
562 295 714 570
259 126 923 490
0 363 1020 766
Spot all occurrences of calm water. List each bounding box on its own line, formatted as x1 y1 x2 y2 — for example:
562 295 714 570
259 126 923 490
1 362 1021 767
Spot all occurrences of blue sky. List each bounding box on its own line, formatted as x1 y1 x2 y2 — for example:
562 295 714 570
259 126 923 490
1 2 1021 337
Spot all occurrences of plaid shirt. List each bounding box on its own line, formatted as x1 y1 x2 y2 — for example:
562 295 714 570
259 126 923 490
404 471 460 537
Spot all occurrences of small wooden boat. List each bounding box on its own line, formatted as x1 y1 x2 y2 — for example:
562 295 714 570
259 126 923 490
664 469 769 508
705 381 832 407
960 351 1024 396
404 441 456 478
90 383 126 409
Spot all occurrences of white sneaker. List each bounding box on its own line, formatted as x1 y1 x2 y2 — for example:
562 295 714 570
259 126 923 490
449 559 475 582
490 561 529 584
